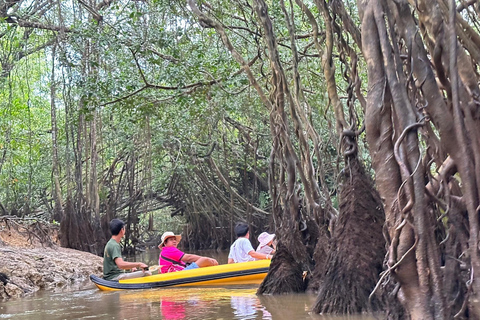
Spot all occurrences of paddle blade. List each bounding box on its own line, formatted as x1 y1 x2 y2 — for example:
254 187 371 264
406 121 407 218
149 265 160 273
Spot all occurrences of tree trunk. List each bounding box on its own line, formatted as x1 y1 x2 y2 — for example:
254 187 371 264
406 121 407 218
358 0 480 317
312 152 385 313
50 44 65 224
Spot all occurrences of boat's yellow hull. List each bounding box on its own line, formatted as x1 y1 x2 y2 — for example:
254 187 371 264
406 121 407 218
90 259 270 291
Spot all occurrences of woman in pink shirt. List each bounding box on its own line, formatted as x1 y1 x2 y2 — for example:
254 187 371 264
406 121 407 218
158 231 218 273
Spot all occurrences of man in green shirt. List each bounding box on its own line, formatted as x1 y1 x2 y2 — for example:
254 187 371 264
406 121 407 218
103 219 151 280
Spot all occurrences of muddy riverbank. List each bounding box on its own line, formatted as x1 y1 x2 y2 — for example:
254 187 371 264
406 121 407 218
0 219 103 299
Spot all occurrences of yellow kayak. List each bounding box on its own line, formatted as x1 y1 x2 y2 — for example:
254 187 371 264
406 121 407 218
90 259 270 291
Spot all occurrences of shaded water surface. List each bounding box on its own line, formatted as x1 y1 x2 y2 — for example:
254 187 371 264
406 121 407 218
0 287 378 320
0 249 379 320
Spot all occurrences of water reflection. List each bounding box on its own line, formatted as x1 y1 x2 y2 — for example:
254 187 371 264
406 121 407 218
115 287 265 320
259 294 316 319
161 299 185 319
231 294 273 319
231 295 256 319
1 284 381 320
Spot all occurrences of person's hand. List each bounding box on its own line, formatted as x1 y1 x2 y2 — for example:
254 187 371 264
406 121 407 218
210 258 219 266
138 262 148 271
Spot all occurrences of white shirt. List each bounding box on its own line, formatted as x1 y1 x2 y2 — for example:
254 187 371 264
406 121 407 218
256 244 274 255
228 237 255 263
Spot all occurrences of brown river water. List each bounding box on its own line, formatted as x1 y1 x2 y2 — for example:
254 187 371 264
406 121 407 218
0 249 380 320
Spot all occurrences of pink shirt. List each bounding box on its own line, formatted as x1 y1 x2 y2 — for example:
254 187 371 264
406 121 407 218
160 246 186 273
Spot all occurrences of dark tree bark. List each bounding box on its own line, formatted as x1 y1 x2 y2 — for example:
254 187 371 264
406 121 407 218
313 152 385 313
358 0 480 318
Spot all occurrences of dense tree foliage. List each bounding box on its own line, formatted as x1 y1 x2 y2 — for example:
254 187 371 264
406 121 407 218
1 0 480 318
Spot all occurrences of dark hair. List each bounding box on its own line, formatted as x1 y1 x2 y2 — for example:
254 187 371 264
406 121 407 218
234 222 249 237
110 219 125 236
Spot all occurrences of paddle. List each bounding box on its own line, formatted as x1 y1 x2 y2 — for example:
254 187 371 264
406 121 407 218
148 265 181 273
148 265 161 273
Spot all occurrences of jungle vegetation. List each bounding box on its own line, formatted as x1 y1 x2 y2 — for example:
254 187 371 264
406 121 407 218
1 0 480 318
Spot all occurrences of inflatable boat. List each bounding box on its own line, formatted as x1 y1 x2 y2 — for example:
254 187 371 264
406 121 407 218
90 259 270 291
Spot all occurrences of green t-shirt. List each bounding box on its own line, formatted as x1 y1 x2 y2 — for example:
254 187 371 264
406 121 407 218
103 238 123 280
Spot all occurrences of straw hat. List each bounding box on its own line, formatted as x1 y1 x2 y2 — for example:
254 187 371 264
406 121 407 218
258 232 275 246
159 231 182 248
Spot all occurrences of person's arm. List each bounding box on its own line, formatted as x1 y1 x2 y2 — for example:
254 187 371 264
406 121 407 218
114 257 148 270
182 253 218 266
181 253 201 263
248 250 272 260
228 258 235 264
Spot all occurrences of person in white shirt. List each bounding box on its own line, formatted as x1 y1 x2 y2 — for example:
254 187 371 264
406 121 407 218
228 223 273 263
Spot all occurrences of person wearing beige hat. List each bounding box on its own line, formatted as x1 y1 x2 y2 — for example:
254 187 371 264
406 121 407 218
256 232 276 255
158 231 218 273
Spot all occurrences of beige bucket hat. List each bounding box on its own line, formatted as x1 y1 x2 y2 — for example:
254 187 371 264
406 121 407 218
159 231 182 248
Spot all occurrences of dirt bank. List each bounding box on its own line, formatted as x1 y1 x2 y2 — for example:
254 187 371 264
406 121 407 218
0 218 103 299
